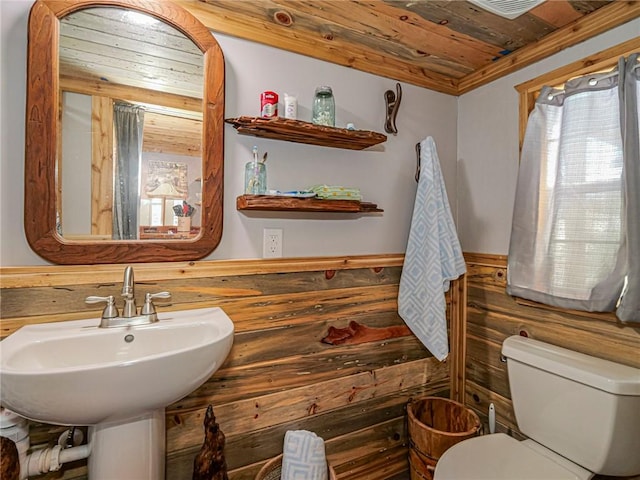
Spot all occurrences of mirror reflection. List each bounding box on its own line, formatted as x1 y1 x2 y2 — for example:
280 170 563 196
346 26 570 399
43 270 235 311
58 7 204 241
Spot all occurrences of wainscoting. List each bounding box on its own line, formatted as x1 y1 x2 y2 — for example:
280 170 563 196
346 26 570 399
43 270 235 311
463 253 640 435
0 255 454 480
4 253 638 479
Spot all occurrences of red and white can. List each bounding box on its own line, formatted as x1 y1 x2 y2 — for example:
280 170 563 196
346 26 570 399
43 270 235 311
260 91 278 118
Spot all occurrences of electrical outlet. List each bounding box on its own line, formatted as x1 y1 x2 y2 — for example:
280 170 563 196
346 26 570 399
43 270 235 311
263 228 283 258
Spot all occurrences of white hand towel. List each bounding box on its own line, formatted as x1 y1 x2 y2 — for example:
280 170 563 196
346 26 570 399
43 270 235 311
398 136 466 361
281 430 328 480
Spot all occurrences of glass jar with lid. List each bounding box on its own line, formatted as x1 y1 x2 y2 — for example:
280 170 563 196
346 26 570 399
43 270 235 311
312 86 335 127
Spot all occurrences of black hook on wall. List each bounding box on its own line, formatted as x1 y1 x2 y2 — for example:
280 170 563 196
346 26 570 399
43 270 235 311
384 82 402 135
415 142 421 183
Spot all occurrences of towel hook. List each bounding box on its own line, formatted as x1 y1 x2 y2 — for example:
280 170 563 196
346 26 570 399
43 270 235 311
384 83 402 135
415 142 421 182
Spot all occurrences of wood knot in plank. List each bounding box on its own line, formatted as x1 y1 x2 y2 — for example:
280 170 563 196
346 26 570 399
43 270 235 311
321 320 412 345
492 268 506 284
325 270 336 280
273 10 293 26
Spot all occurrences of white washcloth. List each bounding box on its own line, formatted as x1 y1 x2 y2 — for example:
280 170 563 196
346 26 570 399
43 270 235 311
398 137 466 361
282 430 328 480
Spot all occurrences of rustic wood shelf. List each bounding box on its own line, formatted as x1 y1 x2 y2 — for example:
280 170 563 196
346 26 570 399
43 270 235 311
225 116 387 150
237 195 383 213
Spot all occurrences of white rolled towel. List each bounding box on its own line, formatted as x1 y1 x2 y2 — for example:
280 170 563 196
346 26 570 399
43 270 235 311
281 430 328 480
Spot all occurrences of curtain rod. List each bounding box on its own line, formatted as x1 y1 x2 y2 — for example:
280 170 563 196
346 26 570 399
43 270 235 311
546 58 639 100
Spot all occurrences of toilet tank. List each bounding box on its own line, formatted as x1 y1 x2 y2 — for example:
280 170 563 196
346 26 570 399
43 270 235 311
502 335 640 477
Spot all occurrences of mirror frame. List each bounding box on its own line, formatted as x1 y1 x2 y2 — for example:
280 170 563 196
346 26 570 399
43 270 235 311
25 0 224 264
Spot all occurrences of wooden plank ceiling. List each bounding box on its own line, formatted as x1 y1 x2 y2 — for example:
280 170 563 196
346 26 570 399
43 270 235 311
178 0 640 95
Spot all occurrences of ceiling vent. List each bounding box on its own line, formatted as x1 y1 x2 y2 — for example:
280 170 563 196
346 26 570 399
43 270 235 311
468 0 546 19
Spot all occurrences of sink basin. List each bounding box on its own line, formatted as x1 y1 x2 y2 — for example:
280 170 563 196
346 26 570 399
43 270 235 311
0 307 234 426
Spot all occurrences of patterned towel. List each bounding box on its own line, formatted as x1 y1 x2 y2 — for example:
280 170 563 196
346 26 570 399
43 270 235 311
308 185 362 201
282 430 328 480
398 137 466 361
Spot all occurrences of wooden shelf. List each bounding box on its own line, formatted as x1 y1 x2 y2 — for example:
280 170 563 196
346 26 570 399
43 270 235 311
225 116 387 150
237 195 383 213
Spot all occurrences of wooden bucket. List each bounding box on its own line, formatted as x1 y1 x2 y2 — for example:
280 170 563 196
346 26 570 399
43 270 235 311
407 397 480 480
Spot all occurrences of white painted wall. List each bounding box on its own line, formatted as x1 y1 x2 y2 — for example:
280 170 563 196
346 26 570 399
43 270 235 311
0 0 458 266
61 92 92 235
457 19 640 255
2 1 637 266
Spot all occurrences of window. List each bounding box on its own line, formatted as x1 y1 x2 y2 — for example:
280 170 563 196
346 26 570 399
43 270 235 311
508 42 639 322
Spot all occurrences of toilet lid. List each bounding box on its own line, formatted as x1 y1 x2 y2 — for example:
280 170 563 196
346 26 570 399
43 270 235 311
434 433 585 480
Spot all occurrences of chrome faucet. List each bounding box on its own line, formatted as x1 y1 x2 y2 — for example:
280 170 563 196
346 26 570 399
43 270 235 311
121 265 137 318
85 266 171 328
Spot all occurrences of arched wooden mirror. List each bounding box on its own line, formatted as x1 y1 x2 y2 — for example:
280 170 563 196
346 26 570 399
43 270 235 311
25 0 224 264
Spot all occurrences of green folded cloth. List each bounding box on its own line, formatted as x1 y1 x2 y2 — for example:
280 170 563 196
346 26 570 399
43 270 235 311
308 185 362 201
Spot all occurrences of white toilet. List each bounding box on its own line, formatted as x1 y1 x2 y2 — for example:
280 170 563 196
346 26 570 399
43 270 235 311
434 335 640 480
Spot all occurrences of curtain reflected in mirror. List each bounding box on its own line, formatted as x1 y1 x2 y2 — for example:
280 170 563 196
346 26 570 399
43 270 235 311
113 102 144 240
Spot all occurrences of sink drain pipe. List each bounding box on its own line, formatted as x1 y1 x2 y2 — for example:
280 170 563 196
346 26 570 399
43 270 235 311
0 409 91 479
23 442 91 478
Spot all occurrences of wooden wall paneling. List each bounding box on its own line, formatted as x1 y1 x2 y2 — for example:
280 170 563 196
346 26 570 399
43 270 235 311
168 358 447 452
448 272 467 402
90 95 113 236
464 380 517 434
468 284 640 367
0 282 400 338
0 254 405 289
0 266 402 319
0 266 403 337
332 444 409 480
168 380 448 478
0 255 453 480
465 332 510 399
168 335 439 443
463 252 640 440
327 418 412 477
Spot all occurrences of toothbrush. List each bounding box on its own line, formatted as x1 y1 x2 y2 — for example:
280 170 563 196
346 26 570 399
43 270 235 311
251 146 260 192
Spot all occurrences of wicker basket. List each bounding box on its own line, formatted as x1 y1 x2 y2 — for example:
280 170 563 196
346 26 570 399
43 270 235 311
255 454 337 480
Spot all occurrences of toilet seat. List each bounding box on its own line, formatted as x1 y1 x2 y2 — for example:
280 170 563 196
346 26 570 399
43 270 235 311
433 433 590 480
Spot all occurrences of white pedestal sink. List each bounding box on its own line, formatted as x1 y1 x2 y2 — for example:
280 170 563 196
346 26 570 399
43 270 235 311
0 307 234 479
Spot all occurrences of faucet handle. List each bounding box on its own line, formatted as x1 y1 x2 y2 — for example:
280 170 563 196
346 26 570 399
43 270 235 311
86 295 119 319
141 291 171 315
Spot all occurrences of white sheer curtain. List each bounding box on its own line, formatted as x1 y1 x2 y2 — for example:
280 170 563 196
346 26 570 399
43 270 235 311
507 54 639 322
